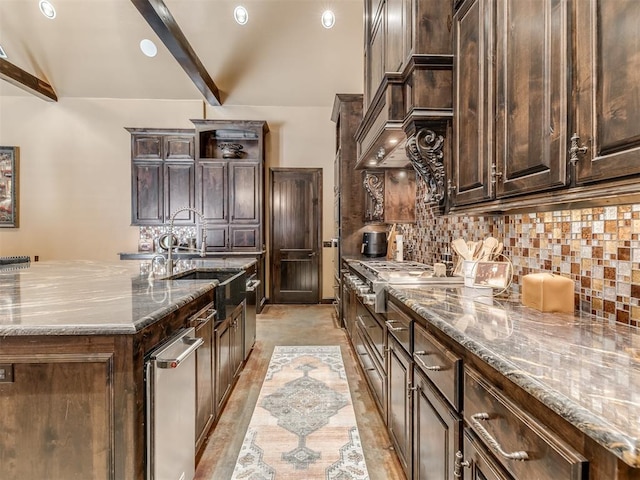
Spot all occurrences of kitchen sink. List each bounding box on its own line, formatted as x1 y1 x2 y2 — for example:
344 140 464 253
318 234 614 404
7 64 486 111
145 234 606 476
168 269 246 321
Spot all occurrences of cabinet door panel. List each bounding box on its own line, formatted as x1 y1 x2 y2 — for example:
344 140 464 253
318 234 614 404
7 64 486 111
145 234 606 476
495 0 568 196
230 163 260 223
387 336 411 475
204 226 228 251
198 162 228 223
165 162 195 224
194 318 213 451
133 135 162 160
413 369 462 480
230 225 260 250
0 359 113 480
367 14 385 106
165 135 194 160
452 0 492 205
133 163 163 224
386 0 405 72
576 0 640 182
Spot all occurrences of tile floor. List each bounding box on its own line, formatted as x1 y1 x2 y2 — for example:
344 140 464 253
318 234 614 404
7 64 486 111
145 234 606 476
194 304 405 479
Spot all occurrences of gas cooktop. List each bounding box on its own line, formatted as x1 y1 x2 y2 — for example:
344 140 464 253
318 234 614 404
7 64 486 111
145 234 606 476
358 260 462 285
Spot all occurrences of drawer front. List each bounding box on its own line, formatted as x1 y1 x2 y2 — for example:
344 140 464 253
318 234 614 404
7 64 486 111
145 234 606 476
357 304 385 364
354 322 386 414
464 367 588 480
386 301 411 353
414 323 462 412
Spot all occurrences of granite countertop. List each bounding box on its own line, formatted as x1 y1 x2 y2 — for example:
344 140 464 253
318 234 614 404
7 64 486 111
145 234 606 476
119 250 265 260
388 284 640 467
0 259 254 336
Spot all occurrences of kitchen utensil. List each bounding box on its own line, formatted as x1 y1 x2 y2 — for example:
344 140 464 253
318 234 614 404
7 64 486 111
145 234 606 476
493 242 504 259
451 238 470 275
480 237 499 260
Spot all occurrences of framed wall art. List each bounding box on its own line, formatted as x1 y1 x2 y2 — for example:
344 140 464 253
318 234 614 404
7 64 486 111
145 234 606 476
0 146 18 228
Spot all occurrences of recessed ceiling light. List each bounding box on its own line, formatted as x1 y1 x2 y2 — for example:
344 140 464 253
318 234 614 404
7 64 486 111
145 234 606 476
0 45 7 59
140 39 158 58
39 0 56 19
321 10 335 29
234 6 248 25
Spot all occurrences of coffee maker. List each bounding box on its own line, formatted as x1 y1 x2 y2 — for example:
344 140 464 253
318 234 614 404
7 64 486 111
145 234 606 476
361 232 387 257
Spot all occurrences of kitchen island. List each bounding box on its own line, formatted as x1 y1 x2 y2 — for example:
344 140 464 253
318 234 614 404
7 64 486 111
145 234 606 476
0 259 252 480
387 284 640 479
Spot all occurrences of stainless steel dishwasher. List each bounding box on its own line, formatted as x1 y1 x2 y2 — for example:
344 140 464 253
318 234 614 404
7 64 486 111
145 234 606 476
146 327 204 480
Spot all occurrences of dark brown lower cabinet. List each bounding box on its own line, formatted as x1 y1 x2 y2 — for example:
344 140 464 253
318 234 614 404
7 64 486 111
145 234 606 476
215 316 232 413
413 368 462 480
214 303 245 413
230 303 244 378
354 321 386 414
387 334 412 476
460 428 514 480
463 367 588 480
194 312 214 453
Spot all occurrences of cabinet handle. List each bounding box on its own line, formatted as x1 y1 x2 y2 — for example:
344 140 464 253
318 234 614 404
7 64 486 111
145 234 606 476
470 413 529 461
454 451 470 478
385 320 407 332
490 164 503 185
569 132 588 165
413 351 443 371
447 179 457 196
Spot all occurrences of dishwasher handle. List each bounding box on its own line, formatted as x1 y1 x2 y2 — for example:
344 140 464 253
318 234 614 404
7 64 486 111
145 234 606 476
156 335 204 369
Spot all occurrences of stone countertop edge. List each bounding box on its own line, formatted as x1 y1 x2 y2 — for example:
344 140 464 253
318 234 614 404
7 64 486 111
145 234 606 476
0 283 216 337
387 285 640 469
119 251 266 260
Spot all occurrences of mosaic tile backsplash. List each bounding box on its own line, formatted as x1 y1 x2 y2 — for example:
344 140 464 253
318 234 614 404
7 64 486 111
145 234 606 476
398 182 640 327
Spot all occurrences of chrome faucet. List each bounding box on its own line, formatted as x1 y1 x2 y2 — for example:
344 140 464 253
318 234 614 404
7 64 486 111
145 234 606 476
166 207 208 276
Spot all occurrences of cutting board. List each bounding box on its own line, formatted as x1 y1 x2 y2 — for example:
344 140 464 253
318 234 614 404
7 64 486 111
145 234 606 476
386 224 397 260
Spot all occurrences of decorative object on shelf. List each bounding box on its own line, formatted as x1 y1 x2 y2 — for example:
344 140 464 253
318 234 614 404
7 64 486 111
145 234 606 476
405 129 446 209
363 172 384 219
0 146 18 228
219 143 244 159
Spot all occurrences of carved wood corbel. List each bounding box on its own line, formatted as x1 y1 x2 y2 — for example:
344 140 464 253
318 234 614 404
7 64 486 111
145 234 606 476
406 128 446 210
364 172 384 219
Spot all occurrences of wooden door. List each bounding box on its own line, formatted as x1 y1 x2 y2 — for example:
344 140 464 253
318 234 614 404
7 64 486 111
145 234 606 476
575 0 640 183
270 168 322 304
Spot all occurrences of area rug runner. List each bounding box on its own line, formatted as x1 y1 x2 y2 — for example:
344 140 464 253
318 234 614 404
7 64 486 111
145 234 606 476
231 345 370 479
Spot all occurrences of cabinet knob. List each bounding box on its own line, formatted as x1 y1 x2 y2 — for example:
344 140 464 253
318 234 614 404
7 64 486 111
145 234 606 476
569 132 588 165
490 164 503 184
454 450 470 478
447 179 457 196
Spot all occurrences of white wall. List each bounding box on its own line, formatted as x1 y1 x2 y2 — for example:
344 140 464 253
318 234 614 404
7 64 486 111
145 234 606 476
0 97 342 298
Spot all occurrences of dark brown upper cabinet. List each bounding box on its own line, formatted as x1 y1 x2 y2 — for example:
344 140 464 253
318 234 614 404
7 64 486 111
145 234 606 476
451 0 640 212
574 0 640 184
451 0 493 206
451 0 569 208
192 120 268 252
128 129 196 225
357 0 453 175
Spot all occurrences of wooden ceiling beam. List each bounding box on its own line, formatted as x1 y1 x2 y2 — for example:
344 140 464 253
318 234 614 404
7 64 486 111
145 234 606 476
131 0 221 106
0 59 57 102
